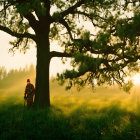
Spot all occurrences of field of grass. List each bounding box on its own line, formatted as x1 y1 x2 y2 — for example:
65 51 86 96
0 67 140 140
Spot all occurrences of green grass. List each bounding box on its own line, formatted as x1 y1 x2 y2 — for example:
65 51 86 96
0 101 140 140
0 67 140 139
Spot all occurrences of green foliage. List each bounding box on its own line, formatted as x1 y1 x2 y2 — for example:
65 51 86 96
122 80 134 93
56 0 140 91
16 0 46 16
116 13 140 42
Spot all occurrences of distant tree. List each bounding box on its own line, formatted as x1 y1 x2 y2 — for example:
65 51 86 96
0 0 139 108
0 66 7 80
0 65 35 89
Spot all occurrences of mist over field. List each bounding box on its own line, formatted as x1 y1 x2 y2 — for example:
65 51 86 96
0 65 139 113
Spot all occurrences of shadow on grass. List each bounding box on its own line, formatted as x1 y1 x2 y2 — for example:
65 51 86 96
0 100 140 140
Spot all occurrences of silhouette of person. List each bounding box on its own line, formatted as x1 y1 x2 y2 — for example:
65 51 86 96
24 79 35 108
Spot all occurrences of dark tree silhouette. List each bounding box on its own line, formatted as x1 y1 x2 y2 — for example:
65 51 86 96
0 0 139 107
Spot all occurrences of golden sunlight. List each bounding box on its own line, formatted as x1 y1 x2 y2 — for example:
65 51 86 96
132 74 140 85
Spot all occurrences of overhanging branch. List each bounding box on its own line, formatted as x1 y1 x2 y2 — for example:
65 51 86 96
0 25 36 41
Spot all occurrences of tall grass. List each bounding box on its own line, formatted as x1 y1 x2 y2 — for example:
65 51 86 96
0 101 140 140
0 66 140 140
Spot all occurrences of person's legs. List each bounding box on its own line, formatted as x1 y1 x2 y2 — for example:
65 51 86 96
27 95 33 109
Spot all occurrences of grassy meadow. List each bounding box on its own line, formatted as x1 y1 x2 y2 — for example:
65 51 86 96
0 66 140 140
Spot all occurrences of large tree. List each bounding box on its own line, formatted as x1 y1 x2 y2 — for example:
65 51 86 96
0 0 139 107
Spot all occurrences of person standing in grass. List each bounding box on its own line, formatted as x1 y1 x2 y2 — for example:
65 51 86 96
24 79 35 108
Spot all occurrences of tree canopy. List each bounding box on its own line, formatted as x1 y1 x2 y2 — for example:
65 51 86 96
0 0 139 94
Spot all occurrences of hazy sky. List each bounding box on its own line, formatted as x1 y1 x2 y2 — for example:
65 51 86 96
0 31 72 77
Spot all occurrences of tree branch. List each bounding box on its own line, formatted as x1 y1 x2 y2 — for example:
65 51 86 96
58 18 73 40
0 25 36 41
23 13 38 31
72 11 106 28
50 51 72 58
60 0 85 18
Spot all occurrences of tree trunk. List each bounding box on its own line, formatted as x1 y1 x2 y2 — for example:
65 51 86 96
34 27 50 108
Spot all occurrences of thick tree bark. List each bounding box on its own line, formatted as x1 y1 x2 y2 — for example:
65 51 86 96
34 24 51 108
